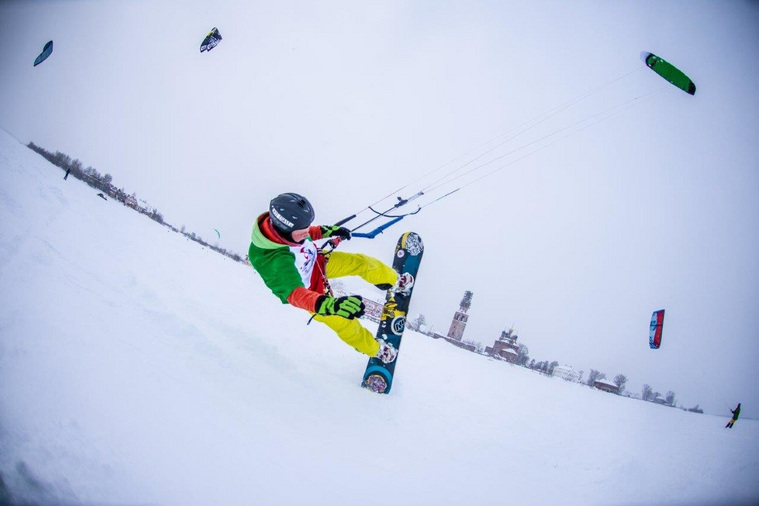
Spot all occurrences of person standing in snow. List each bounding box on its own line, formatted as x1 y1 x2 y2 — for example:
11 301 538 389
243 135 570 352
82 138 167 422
725 403 741 428
247 192 411 364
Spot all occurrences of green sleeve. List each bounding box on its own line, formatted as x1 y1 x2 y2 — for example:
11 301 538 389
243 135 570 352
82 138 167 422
248 242 304 304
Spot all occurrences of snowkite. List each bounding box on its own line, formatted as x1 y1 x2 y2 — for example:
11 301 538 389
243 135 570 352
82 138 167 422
649 309 665 349
641 52 696 95
34 41 54 66
214 228 221 239
200 27 222 53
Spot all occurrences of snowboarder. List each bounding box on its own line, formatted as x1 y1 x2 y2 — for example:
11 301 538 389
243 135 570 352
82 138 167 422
64 168 71 180
725 403 741 428
248 193 410 364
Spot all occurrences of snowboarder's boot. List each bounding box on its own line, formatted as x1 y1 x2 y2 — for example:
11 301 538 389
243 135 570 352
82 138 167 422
374 272 414 296
375 338 398 364
393 272 414 295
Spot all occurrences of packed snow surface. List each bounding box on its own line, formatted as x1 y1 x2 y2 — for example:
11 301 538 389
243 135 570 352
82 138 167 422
1 129 757 504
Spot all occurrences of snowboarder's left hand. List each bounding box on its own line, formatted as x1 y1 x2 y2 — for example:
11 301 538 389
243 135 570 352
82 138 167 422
315 295 365 319
321 225 351 240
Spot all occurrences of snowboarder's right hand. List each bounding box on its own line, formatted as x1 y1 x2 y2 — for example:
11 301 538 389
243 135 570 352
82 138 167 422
321 225 352 240
315 295 365 319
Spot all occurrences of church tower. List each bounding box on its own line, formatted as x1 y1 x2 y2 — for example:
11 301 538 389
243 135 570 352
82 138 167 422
447 291 473 341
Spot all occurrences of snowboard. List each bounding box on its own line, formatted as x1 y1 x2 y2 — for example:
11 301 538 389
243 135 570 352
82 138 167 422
362 231 424 394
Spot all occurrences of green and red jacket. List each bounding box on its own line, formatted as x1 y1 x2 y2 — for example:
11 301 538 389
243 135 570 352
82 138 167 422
248 213 327 313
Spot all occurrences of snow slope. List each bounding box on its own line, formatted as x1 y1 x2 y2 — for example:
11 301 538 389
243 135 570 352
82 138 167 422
1 129 757 505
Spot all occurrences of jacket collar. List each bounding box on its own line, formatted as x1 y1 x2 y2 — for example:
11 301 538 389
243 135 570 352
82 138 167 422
252 213 304 248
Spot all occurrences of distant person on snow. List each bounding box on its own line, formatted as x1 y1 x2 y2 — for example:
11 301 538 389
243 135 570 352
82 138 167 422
64 168 71 180
725 403 741 428
247 192 412 364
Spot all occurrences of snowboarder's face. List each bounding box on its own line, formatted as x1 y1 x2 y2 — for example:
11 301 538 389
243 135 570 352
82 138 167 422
291 227 309 243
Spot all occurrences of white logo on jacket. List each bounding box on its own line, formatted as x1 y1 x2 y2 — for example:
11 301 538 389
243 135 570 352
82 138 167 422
291 241 317 287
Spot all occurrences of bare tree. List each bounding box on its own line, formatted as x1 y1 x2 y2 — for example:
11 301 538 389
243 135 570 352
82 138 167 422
460 291 473 311
410 314 427 331
665 391 676 406
613 374 628 393
52 151 72 169
587 369 602 386
517 344 529 366
150 209 164 224
69 159 83 177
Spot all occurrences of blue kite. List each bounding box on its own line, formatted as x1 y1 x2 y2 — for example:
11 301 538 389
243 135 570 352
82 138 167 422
649 309 665 349
34 41 53 66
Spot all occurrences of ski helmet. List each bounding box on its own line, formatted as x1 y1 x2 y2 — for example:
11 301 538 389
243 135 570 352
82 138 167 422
269 192 315 233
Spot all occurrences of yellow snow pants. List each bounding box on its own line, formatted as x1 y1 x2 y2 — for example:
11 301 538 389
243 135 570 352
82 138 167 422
312 251 397 357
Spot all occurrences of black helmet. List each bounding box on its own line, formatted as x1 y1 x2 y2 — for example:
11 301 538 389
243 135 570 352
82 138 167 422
269 193 315 233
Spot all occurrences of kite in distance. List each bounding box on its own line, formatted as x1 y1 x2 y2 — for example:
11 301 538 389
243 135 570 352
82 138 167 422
200 27 222 53
649 309 665 349
641 52 696 95
34 41 53 66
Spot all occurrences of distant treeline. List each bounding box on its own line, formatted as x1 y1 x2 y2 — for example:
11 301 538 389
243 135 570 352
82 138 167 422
412 312 703 413
28 141 123 199
27 142 248 265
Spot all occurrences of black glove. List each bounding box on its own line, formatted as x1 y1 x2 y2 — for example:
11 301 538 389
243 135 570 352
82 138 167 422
315 295 365 319
321 225 351 240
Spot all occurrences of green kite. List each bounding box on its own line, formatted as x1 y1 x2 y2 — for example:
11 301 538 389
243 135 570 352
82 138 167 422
641 52 696 95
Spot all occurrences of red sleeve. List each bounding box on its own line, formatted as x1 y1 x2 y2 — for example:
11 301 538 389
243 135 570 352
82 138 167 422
287 286 322 312
308 225 324 241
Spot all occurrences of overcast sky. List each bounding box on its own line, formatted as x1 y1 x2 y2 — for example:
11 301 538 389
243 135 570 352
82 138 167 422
2 0 758 415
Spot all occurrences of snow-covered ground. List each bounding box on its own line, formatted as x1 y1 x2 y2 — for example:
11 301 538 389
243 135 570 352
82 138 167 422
1 128 757 505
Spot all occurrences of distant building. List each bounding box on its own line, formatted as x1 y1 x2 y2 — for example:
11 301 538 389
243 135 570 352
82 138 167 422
105 184 118 198
332 284 382 323
435 291 477 352
446 338 477 352
361 298 383 323
485 328 520 364
594 378 619 394
553 365 581 382
447 291 472 341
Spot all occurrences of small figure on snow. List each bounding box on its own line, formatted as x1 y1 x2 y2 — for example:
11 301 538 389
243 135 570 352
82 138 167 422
248 193 409 364
725 403 741 428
